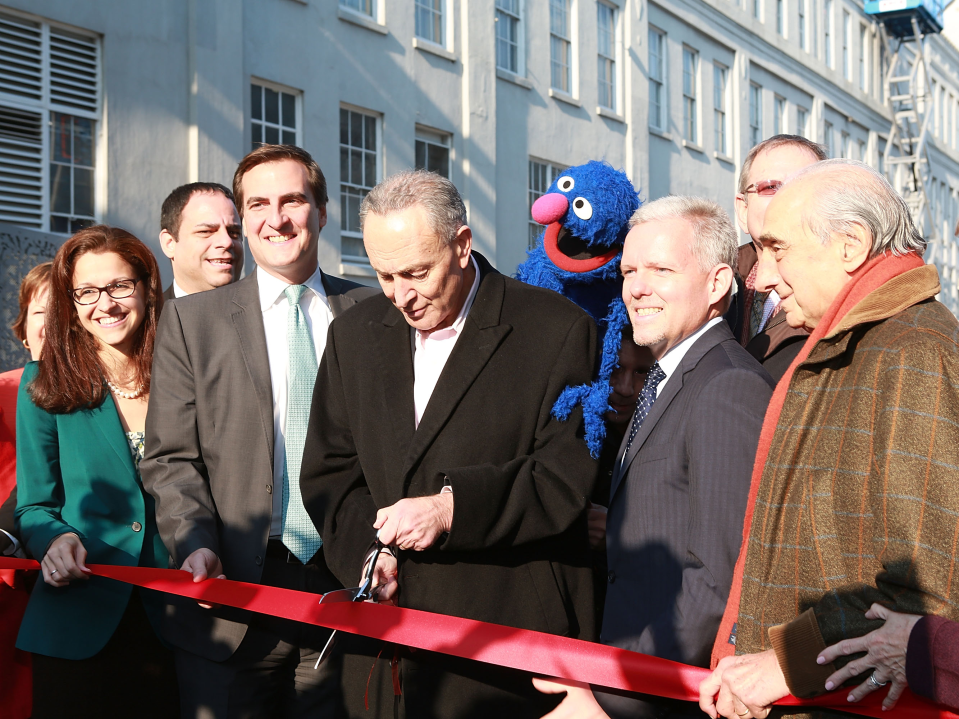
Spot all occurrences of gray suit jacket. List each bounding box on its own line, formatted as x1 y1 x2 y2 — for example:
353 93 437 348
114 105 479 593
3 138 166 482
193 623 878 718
596 322 774 719
141 269 378 660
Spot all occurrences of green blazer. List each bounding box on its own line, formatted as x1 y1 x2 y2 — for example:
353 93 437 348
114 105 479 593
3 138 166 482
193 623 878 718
14 362 169 659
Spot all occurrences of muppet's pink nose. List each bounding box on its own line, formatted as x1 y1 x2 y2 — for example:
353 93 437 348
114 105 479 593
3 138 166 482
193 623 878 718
531 193 569 225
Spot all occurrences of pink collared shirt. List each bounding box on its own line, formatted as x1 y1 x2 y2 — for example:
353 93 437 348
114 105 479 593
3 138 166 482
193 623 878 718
413 256 481 428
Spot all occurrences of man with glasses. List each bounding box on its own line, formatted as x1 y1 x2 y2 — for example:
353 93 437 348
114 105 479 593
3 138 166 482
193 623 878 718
727 135 825 380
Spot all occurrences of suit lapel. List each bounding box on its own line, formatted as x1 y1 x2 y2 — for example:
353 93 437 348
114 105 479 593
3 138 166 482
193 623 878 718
231 273 275 463
322 271 355 318
610 322 733 499
401 256 510 481
373 307 417 471
90 395 137 477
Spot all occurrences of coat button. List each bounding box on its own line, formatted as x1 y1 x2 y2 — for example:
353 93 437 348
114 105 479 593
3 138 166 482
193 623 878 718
255 556 262 566
132 522 142 532
266 485 273 494
607 570 616 584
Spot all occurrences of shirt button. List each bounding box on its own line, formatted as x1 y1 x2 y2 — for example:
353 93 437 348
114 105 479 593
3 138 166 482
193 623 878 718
607 570 616 584
255 556 262 566
131 522 142 532
266 485 273 494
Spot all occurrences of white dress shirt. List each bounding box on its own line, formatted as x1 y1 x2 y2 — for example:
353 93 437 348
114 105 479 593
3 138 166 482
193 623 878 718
656 316 725 387
258 266 333 537
172 279 188 298
413 256 480 428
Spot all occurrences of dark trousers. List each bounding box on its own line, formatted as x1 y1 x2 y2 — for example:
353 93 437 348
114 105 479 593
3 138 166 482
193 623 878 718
32 588 179 719
175 543 346 719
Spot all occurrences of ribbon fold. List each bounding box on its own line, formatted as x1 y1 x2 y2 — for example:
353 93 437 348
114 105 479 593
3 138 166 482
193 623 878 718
3 557 954 719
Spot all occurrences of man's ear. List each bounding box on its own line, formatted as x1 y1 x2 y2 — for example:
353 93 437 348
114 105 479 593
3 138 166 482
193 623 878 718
734 194 749 236
708 264 734 313
839 223 871 274
159 229 177 260
454 225 472 268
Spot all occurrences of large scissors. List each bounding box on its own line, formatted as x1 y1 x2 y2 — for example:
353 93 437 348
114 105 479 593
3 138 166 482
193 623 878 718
314 539 387 668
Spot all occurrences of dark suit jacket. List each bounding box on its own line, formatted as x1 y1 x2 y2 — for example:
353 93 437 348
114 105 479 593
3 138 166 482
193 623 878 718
725 243 807 382
597 322 774 719
300 252 599 718
141 269 377 660
162 283 176 303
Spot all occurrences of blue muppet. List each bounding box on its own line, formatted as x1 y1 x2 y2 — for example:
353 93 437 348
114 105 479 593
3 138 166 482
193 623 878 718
516 160 640 457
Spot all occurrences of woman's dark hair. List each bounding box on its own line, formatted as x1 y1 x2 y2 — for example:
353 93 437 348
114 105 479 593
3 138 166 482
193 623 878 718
29 225 162 413
11 261 52 342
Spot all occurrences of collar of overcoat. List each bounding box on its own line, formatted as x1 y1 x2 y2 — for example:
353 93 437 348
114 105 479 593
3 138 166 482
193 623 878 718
227 268 363 469
610 320 736 500
372 251 512 488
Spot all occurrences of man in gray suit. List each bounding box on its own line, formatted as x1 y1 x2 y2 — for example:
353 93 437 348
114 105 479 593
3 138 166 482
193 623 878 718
142 145 377 719
535 197 774 719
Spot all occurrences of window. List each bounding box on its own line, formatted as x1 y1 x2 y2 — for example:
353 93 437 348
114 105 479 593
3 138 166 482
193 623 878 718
0 13 100 233
250 82 299 150
774 96 786 135
414 128 450 178
597 3 617 110
824 0 833 68
339 107 379 260
753 0 762 21
777 0 785 36
749 83 763 147
340 0 374 16
841 131 850 158
799 0 807 49
857 139 866 162
550 0 572 93
714 64 729 155
415 0 444 46
824 120 834 156
842 11 850 81
528 159 564 248
648 28 666 131
797 106 809 138
859 24 867 91
683 47 698 144
495 0 522 74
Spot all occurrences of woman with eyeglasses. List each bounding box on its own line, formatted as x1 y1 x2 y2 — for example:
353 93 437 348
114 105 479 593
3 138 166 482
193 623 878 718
14 226 178 718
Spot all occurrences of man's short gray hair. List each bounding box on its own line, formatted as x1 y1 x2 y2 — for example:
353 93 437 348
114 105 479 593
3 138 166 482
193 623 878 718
628 195 739 271
359 169 467 246
790 159 926 257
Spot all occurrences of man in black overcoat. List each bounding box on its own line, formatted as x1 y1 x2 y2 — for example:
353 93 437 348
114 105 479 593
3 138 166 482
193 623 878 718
299 170 599 718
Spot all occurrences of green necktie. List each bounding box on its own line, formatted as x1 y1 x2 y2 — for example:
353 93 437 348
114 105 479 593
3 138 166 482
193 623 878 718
281 284 323 562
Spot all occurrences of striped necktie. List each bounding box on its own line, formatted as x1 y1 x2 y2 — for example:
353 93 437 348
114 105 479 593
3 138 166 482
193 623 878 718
281 284 323 563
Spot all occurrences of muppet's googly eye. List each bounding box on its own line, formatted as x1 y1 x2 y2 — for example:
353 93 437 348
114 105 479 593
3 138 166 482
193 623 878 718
557 176 575 192
571 197 593 220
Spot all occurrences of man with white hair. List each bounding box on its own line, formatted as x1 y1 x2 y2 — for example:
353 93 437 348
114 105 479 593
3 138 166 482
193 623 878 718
535 196 774 719
700 159 959 719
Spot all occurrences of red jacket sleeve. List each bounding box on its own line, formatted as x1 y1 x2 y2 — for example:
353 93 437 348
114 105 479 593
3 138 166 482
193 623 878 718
907 616 959 711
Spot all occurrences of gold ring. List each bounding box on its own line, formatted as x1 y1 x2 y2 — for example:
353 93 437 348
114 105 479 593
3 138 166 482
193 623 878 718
736 710 749 716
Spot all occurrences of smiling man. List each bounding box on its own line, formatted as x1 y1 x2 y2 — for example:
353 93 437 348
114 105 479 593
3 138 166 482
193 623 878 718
142 145 377 719
158 182 243 299
700 160 959 719
299 169 600 719
534 196 774 719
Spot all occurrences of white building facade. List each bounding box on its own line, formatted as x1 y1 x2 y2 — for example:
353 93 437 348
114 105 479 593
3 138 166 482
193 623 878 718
2 0 959 305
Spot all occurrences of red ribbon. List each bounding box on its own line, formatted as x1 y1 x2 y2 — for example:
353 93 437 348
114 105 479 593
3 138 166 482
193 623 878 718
4 557 955 719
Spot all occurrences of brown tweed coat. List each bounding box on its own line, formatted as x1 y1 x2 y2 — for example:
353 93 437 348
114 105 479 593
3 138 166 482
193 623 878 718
735 265 959 698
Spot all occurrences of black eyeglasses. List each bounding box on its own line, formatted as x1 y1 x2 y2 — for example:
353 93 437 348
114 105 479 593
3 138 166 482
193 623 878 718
743 179 784 197
71 278 141 305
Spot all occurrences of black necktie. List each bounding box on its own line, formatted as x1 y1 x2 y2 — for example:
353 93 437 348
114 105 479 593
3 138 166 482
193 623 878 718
621 362 666 464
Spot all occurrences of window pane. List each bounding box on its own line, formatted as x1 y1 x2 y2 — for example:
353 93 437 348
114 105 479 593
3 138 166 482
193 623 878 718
340 108 350 145
251 84 262 121
73 167 94 216
428 144 449 177
50 215 69 233
365 115 376 150
342 236 367 258
50 164 71 213
71 217 94 233
416 140 427 170
283 130 296 145
282 92 296 129
351 111 363 148
340 147 349 183
265 88 279 124
52 112 71 163
265 125 279 144
73 117 94 166
364 150 376 186
350 148 362 185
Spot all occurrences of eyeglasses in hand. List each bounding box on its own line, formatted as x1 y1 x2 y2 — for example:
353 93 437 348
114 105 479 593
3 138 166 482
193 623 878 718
71 278 141 305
